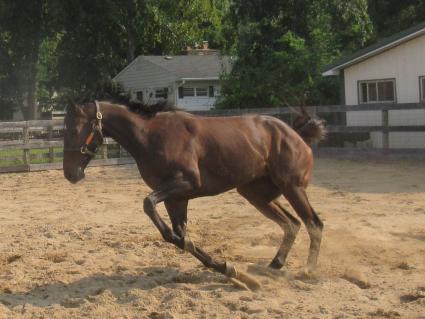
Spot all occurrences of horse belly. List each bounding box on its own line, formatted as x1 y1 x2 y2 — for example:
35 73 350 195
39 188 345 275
197 155 267 195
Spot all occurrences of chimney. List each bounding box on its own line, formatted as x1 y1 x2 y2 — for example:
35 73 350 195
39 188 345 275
185 41 218 55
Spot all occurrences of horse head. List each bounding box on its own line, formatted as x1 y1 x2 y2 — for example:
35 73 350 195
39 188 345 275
63 101 104 183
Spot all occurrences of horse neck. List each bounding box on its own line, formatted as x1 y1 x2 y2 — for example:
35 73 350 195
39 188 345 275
100 103 146 155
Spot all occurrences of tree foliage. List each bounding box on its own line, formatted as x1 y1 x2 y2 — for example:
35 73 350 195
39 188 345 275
218 0 373 108
0 0 229 119
0 0 424 119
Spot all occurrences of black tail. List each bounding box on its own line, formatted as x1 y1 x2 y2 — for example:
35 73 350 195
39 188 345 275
291 107 327 145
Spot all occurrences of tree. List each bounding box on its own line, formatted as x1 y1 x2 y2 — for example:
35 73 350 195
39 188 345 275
0 0 231 118
368 0 425 38
218 0 373 108
0 0 63 119
54 0 230 100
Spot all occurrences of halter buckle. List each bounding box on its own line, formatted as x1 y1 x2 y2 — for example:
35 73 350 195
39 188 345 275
80 145 96 157
96 112 103 120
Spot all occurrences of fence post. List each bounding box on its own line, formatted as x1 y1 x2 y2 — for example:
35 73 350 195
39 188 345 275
382 108 389 150
22 123 30 166
102 144 108 159
48 124 54 163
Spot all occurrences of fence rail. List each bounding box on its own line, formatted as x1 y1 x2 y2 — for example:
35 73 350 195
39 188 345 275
1 103 424 173
0 119 134 173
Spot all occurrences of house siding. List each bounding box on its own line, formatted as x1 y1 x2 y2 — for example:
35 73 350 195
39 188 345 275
114 57 222 110
344 33 425 148
114 57 178 103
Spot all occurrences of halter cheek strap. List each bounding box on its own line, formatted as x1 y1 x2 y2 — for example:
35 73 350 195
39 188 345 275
80 100 104 157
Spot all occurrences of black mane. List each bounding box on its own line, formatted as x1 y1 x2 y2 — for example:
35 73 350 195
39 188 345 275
77 79 178 116
125 99 177 117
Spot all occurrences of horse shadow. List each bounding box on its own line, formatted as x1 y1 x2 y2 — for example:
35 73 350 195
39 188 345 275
0 266 230 309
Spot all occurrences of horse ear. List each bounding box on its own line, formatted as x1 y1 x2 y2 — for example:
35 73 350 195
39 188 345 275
66 102 76 114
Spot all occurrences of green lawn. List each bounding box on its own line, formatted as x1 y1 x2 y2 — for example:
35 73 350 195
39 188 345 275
0 145 124 168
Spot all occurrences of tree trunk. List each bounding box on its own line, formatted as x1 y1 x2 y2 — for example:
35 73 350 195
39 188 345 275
25 40 41 120
126 27 136 63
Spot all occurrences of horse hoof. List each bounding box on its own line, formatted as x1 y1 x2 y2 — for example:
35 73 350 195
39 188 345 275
299 266 318 280
268 258 284 270
225 262 261 291
183 238 196 253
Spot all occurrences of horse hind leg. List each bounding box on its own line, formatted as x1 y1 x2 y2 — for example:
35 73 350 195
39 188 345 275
269 201 301 269
164 199 188 238
282 186 324 274
237 178 301 270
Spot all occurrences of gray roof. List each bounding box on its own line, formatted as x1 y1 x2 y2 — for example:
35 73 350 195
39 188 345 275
323 21 425 76
140 55 232 79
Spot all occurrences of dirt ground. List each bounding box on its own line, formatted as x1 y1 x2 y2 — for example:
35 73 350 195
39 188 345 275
0 158 424 319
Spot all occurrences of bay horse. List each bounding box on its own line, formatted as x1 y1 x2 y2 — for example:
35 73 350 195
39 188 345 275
63 99 326 290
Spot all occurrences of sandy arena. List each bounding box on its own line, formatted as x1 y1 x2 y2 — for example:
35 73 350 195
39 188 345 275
0 158 424 319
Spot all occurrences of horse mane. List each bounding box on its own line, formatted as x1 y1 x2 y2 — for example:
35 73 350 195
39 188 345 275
291 106 327 145
75 79 178 117
125 99 177 117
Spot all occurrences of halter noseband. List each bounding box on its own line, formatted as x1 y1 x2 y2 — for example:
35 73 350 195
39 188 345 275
65 100 104 158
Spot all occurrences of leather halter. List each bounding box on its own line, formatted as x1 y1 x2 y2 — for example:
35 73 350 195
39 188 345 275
64 100 104 158
79 100 104 158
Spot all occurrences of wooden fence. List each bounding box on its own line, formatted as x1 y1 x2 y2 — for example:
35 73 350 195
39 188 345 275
195 102 425 154
0 120 133 173
0 103 424 173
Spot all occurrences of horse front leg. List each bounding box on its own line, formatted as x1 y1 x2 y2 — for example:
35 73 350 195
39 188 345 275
143 181 260 290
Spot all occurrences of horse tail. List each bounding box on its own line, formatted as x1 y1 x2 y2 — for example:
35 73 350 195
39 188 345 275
291 107 327 145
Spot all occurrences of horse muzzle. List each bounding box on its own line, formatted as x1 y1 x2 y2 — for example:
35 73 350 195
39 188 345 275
64 167 85 184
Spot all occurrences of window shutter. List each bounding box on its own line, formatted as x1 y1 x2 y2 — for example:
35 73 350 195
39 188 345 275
178 87 183 99
209 86 214 97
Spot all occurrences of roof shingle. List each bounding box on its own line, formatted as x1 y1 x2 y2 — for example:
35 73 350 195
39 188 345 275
140 55 232 79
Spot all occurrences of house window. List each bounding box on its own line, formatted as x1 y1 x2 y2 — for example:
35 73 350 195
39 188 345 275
179 87 212 98
420 76 425 101
359 79 395 103
183 87 195 97
195 88 208 96
155 88 168 99
136 91 143 101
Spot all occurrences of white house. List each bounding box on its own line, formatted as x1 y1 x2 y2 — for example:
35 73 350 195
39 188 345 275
322 21 425 149
113 54 232 111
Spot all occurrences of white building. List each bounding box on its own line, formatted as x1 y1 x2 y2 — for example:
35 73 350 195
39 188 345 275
322 22 425 148
113 54 232 111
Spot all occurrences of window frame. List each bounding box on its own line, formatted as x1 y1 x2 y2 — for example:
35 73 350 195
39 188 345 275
155 87 168 99
357 78 396 104
182 87 195 97
136 91 144 101
195 87 208 97
179 86 211 98
419 76 425 102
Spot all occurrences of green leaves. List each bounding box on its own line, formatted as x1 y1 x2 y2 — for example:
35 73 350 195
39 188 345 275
218 0 373 108
0 0 231 119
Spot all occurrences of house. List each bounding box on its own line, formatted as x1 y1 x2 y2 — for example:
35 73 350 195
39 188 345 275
113 52 232 111
322 22 425 149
